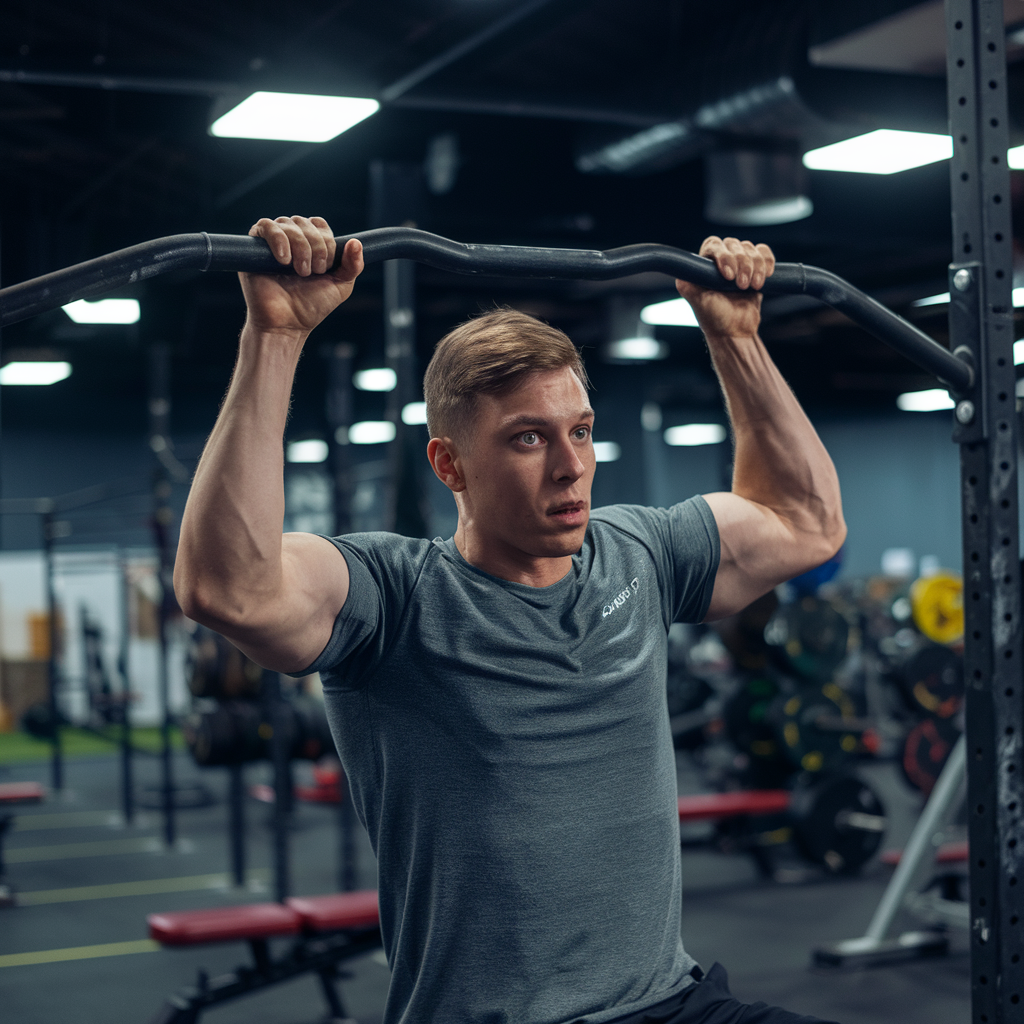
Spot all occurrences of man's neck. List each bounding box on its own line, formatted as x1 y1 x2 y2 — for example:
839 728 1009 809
452 526 573 588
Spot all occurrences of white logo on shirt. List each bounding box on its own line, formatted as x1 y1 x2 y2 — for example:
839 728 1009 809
602 577 641 618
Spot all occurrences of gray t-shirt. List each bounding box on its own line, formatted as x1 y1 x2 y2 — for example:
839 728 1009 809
305 498 720 1024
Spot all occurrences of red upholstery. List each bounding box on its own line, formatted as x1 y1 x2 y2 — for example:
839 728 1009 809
0 782 44 804
677 790 791 822
880 840 969 867
148 903 301 946
287 891 380 932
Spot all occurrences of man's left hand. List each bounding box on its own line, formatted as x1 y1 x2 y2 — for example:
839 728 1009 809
676 236 775 339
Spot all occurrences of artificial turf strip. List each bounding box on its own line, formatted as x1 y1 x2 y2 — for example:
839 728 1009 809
0 727 183 764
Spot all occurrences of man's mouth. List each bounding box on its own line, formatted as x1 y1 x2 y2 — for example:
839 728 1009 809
547 501 587 521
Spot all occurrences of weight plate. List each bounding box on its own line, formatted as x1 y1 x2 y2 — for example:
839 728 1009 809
897 643 963 719
910 573 963 646
775 682 865 775
902 715 960 796
186 624 263 700
790 774 886 874
764 596 850 682
722 675 796 787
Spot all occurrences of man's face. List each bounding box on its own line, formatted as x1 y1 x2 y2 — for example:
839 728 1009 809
453 366 596 562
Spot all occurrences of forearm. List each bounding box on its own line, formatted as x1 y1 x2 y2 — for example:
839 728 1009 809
174 324 305 630
707 330 845 550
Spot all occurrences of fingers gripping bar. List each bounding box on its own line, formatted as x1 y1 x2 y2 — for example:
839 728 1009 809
0 226 972 393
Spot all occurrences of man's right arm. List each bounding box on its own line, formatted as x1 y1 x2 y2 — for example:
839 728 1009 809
173 216 363 673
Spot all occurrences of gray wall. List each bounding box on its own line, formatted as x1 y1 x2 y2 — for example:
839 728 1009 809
0 411 969 582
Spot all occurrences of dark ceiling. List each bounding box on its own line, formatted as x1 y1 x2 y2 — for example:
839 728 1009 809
0 0 1021 443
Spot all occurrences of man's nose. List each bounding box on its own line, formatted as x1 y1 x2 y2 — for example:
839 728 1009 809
551 439 586 482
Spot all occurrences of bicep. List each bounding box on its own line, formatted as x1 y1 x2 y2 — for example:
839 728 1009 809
231 533 350 673
701 491 837 621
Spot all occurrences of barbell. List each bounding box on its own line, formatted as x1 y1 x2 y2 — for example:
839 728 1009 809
0 226 973 394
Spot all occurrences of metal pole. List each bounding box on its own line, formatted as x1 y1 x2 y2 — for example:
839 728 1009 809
864 735 966 942
263 668 291 902
228 762 245 888
150 343 176 848
325 342 358 891
117 549 134 826
944 2 1024 1020
42 507 62 791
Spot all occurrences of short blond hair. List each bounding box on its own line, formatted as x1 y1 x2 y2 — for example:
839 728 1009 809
423 307 589 441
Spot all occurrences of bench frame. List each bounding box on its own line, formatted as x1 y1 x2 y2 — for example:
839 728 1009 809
149 916 382 1024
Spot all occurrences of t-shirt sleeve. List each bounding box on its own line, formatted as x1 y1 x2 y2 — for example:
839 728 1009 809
592 497 720 625
294 532 430 688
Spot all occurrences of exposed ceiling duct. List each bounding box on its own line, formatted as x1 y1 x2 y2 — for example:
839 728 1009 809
575 62 951 179
573 0 1024 185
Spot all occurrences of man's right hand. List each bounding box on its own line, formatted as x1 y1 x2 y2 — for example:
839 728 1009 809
240 216 364 337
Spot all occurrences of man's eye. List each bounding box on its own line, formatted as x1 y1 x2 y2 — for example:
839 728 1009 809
574 427 590 440
520 432 539 446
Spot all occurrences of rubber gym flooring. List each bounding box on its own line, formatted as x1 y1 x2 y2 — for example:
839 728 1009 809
0 749 968 1024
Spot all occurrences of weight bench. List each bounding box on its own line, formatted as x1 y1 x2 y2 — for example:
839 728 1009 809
678 789 793 878
147 890 382 1024
0 781 46 907
677 780 886 879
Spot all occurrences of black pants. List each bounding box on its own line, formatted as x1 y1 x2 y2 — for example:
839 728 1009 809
603 964 841 1024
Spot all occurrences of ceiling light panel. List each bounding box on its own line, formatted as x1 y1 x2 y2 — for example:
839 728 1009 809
896 389 955 412
0 362 72 385
640 298 699 328
210 92 379 143
664 424 726 446
803 129 952 174
62 298 140 324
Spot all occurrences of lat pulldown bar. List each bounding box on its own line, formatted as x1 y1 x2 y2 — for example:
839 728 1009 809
0 226 973 393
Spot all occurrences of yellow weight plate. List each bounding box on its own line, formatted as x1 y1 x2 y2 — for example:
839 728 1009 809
910 572 964 645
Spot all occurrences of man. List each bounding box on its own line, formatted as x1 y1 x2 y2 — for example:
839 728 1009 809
175 215 845 1024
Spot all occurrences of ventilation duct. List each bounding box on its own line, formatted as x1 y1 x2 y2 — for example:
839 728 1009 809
703 150 812 226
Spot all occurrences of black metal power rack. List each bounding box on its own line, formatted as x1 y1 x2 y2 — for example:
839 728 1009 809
946 2 1023 1019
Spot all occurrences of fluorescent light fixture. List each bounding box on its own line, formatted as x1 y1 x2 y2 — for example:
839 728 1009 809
62 298 140 324
641 297 699 328
606 337 668 361
354 368 397 392
286 439 328 463
724 196 813 226
1009 144 1024 169
912 292 950 308
401 401 428 425
210 92 379 143
664 423 727 446
915 288 1024 308
1015 339 1024 366
0 361 72 386
349 421 396 445
593 441 621 462
896 388 955 412
803 129 952 175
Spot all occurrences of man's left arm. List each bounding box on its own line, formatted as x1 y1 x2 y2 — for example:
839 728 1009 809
676 236 847 621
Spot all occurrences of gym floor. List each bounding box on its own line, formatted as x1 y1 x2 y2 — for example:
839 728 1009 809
0 750 968 1024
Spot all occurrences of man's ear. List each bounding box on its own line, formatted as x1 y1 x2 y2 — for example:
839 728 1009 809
427 437 466 493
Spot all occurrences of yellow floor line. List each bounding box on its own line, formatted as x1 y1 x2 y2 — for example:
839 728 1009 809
0 939 160 968
14 810 130 831
17 871 269 905
7 836 163 863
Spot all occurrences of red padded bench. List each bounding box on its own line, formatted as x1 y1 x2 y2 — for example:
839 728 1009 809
678 790 791 822
880 840 969 867
0 781 45 804
0 781 45 907
147 891 381 1024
